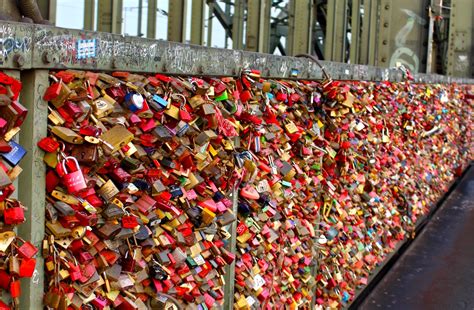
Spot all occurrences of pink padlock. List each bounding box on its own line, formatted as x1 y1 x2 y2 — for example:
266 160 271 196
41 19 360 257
62 156 87 193
91 295 109 309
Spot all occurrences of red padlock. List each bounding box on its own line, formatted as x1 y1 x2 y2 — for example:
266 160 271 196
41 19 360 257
10 279 21 298
121 215 139 229
43 82 62 101
19 258 36 278
240 90 252 102
62 156 87 193
0 269 11 289
3 200 25 225
179 104 193 122
45 170 61 193
276 91 288 102
10 101 28 128
16 238 38 259
37 137 60 153
69 263 82 281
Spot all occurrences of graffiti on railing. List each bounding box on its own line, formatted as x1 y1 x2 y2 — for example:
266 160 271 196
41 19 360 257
0 24 32 65
389 9 426 73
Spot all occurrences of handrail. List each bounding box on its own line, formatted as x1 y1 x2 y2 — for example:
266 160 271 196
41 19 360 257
0 21 472 84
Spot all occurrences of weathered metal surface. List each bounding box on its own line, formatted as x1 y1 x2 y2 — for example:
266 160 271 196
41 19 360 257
0 22 34 69
325 0 348 62
17 69 49 310
287 0 312 55
167 0 186 43
380 0 429 73
232 0 245 50
190 0 206 45
84 0 96 31
0 21 472 83
447 0 473 77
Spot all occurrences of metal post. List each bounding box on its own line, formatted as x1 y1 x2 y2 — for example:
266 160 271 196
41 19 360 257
97 0 123 34
84 0 96 31
37 0 56 24
48 0 57 25
325 0 346 62
246 0 260 52
147 0 157 39
446 0 473 76
223 188 239 309
167 0 187 42
377 0 392 67
360 0 378 66
232 0 245 50
17 70 49 310
137 0 143 37
246 0 271 52
260 0 272 53
368 0 378 66
287 0 312 55
350 0 361 64
190 0 206 45
112 0 123 34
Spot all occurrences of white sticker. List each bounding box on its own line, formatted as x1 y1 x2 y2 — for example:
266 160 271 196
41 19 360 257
193 255 205 266
77 39 97 60
32 269 40 284
246 296 256 306
253 274 266 291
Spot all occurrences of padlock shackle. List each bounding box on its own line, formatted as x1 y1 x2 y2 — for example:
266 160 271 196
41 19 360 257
61 156 81 174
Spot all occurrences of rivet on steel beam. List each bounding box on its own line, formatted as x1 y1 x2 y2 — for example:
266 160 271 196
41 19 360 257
384 22 389 28
383 40 388 45
385 4 390 9
381 57 387 62
13 54 25 67
42 51 52 64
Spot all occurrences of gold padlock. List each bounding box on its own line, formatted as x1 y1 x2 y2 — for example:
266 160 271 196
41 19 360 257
51 126 84 144
100 125 134 153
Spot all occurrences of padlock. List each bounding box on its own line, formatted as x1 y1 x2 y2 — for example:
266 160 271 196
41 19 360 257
3 199 25 225
9 254 20 276
1 140 27 166
19 257 36 278
51 126 84 144
61 156 87 193
100 125 134 153
10 278 21 298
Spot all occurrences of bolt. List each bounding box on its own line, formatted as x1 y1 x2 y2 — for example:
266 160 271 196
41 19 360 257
13 54 25 67
384 22 389 28
383 40 388 45
385 4 390 9
42 51 52 64
381 57 387 62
